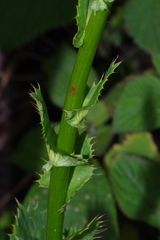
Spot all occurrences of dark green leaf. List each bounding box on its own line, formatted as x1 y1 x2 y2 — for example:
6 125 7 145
64 162 119 240
107 132 158 160
104 76 133 117
105 153 160 227
124 0 160 54
86 100 110 127
113 74 160 132
10 197 47 240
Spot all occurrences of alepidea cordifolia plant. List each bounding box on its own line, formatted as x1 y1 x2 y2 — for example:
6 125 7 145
9 0 121 239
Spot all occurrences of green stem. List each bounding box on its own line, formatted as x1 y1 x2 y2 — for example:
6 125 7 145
46 4 112 240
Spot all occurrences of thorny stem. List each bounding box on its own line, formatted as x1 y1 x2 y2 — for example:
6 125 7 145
46 3 113 240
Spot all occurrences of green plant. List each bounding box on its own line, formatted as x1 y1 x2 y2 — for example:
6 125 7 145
1 0 160 239
9 1 120 240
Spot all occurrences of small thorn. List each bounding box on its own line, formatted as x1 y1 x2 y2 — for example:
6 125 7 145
93 173 102 176
33 180 38 183
14 198 20 204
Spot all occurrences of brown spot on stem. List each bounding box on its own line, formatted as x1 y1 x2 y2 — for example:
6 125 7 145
71 85 76 95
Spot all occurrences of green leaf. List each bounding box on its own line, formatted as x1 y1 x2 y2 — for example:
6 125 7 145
107 132 158 160
0 0 76 52
124 0 160 54
91 0 114 11
86 100 114 155
104 76 133 117
105 153 160 227
86 100 110 127
43 149 88 168
65 59 121 128
64 163 119 240
10 199 46 240
65 216 103 240
113 74 160 132
30 85 57 153
73 0 93 48
11 185 47 239
66 165 94 205
43 44 99 108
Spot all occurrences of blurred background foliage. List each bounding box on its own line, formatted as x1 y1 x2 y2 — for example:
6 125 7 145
0 0 160 239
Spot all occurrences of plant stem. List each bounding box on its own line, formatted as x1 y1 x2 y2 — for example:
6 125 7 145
46 4 112 240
